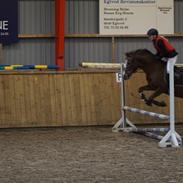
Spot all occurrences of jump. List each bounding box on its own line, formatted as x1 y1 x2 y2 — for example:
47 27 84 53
124 49 183 107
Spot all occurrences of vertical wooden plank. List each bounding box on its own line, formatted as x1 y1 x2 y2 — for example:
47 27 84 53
49 74 58 125
23 75 32 126
28 75 38 126
87 73 96 125
38 74 52 126
0 75 5 125
32 75 41 125
101 73 113 124
80 73 92 125
79 73 87 124
54 74 63 125
58 74 66 126
13 75 26 126
64 74 74 125
91 73 102 125
8 75 16 127
4 75 13 125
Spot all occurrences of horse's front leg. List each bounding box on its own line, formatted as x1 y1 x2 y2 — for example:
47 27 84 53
146 87 166 107
138 85 154 100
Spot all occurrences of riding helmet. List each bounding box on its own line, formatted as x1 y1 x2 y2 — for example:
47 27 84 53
147 28 158 36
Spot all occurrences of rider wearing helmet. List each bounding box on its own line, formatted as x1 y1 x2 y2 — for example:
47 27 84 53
147 28 178 74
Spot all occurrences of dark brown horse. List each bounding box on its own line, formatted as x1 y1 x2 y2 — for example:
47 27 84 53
124 49 183 107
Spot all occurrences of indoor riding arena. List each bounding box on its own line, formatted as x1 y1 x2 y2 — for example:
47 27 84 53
0 0 183 182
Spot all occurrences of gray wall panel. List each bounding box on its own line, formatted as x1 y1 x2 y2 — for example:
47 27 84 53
4 39 55 65
174 0 183 33
65 0 99 33
65 38 112 69
19 0 55 34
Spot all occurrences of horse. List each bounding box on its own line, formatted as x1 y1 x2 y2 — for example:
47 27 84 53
123 49 183 107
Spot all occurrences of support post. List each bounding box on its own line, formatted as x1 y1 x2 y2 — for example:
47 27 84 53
55 0 65 71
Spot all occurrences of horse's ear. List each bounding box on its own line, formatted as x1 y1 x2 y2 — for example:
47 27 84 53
125 52 131 58
125 52 132 58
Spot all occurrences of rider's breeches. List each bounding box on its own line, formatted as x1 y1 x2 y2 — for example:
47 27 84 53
167 56 177 73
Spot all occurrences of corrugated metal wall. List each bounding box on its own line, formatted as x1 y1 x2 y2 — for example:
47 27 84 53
4 39 54 65
2 0 183 68
65 38 112 68
19 0 54 34
3 0 55 65
66 0 99 33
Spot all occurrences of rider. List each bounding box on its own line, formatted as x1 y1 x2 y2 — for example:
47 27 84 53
147 28 178 74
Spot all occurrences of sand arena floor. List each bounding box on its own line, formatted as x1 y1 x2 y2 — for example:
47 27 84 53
0 126 183 183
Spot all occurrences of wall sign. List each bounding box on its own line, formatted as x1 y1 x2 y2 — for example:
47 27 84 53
100 0 174 35
0 0 18 44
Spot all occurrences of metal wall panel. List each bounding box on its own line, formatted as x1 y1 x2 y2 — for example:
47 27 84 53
66 0 99 34
19 0 55 34
4 39 55 65
174 0 183 33
65 38 112 69
3 0 55 65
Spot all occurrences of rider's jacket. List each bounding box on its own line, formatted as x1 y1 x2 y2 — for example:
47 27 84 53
153 36 178 58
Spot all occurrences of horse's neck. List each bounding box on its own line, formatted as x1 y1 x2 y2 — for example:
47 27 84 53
139 60 163 76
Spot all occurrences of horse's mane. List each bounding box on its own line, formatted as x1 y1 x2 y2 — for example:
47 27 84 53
127 49 154 57
126 49 157 63
135 49 154 55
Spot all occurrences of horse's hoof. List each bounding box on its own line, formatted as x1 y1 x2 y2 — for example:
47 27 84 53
145 100 152 106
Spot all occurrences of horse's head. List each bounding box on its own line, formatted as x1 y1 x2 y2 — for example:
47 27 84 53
123 49 154 80
123 50 140 80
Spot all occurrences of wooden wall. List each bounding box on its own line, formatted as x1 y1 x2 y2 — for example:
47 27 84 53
0 70 182 128
0 71 121 128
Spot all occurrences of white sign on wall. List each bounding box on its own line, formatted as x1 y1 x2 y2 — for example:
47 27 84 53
100 0 174 35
